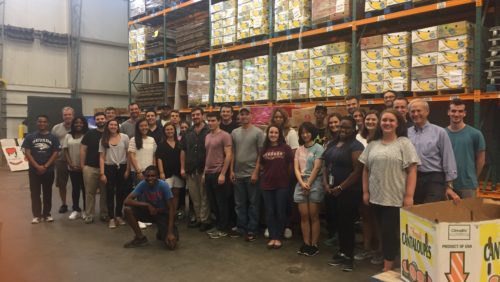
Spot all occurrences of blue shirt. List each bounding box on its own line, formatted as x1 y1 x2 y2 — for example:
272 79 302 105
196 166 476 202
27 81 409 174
132 179 173 210
408 122 457 181
445 125 486 189
21 131 61 172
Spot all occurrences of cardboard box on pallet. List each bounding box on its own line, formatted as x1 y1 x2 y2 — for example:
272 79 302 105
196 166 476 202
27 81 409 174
362 71 384 83
130 0 145 19
311 0 360 25
436 62 473 77
412 40 438 55
365 0 386 12
411 26 438 43
384 78 410 92
361 60 383 72
362 82 384 94
361 48 384 61
187 65 210 106
437 48 474 64
383 45 410 58
400 198 500 282
411 78 437 91
383 31 411 46
242 55 269 102
412 65 437 80
237 0 269 40
214 60 242 103
211 0 237 46
438 21 474 38
438 35 473 51
412 52 439 67
275 0 310 32
383 56 410 69
437 75 471 90
361 35 384 49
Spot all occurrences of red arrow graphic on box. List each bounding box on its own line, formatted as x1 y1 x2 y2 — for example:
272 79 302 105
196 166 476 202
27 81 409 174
446 252 469 282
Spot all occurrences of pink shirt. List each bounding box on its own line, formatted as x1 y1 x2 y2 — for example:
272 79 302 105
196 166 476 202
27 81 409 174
204 130 232 174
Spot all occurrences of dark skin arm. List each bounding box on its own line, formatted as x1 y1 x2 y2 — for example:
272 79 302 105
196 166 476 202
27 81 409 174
25 148 59 175
331 150 363 196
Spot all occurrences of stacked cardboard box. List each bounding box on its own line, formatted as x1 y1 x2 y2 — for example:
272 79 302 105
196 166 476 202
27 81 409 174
365 0 386 13
130 0 145 19
277 50 310 101
136 83 165 108
214 60 242 103
169 11 210 55
382 32 411 92
145 0 163 14
309 42 351 98
411 26 439 91
129 27 146 63
237 0 269 40
436 21 474 90
211 0 237 46
311 0 356 25
274 0 311 33
361 35 384 94
242 55 269 102
187 65 210 107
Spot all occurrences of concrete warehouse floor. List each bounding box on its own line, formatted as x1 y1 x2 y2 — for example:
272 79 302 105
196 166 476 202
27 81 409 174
0 167 383 282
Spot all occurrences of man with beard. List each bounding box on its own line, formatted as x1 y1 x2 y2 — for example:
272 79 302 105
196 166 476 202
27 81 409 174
345 95 360 116
121 103 141 138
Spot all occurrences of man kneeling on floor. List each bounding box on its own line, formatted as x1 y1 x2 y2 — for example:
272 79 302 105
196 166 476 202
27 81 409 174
123 165 178 249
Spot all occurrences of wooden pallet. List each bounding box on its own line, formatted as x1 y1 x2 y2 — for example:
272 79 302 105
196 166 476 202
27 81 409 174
365 1 413 18
272 26 312 39
412 87 471 97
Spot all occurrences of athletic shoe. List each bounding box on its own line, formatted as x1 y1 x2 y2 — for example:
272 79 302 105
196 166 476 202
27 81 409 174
284 228 293 239
305 245 319 257
199 223 213 232
370 253 384 265
297 244 309 255
59 205 68 214
323 235 338 247
44 216 54 222
84 216 94 224
115 217 126 226
328 253 347 266
206 227 218 235
81 211 87 219
109 219 117 229
245 233 256 242
354 250 374 261
145 222 153 226
123 236 148 248
31 217 41 224
138 221 147 229
228 229 242 238
342 259 354 272
264 228 269 238
68 211 81 220
208 230 228 239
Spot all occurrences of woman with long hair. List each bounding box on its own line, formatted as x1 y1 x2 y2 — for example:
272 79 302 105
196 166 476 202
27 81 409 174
352 109 366 131
259 125 294 249
99 119 130 229
359 109 419 271
63 116 89 220
294 122 324 257
157 122 184 219
129 118 157 185
324 113 342 148
323 116 364 272
357 110 380 146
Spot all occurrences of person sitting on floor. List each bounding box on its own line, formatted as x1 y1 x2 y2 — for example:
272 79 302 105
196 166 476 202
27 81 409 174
122 165 178 249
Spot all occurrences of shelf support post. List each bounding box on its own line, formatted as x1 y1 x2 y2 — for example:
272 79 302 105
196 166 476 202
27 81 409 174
473 0 483 128
351 0 360 97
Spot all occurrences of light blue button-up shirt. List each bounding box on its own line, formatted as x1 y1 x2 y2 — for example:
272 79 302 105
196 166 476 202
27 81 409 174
408 121 457 182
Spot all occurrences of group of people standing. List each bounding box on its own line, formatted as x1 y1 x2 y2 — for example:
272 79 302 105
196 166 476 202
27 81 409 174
22 91 485 273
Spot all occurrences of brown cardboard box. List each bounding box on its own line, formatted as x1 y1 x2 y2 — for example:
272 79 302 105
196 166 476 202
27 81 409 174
438 21 474 38
412 40 438 55
361 35 384 49
411 65 437 80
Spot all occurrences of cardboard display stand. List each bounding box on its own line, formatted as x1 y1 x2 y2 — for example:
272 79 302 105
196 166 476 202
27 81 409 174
0 139 29 172
400 198 500 282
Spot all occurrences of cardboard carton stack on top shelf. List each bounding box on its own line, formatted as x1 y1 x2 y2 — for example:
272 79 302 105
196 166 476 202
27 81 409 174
242 55 269 102
187 65 210 107
145 0 163 14
237 0 269 41
214 60 242 103
169 11 210 56
361 35 384 94
411 26 439 92
436 21 474 91
365 0 386 14
211 0 237 47
277 49 310 101
382 32 411 92
274 0 311 33
309 42 351 98
130 0 146 19
311 0 357 25
129 27 146 64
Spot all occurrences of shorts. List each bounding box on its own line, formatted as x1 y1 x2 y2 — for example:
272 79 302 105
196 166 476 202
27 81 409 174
55 159 69 189
293 177 325 203
166 175 185 189
132 207 179 241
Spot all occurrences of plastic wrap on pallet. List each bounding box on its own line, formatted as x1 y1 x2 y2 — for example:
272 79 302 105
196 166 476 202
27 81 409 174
129 27 147 63
211 0 237 46
187 65 210 106
242 55 269 102
130 0 146 18
274 0 311 33
237 0 269 40
215 60 242 103
145 0 163 12
277 50 309 100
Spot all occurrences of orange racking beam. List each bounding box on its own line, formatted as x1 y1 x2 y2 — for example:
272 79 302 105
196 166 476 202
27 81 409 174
128 0 203 27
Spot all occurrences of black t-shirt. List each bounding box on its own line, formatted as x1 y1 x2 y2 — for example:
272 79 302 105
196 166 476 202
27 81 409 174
156 141 182 178
148 126 163 145
81 129 103 168
313 126 326 145
220 121 239 134
322 139 364 189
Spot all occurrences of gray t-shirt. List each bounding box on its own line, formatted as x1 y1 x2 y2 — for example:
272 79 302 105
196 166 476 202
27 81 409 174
231 126 265 178
99 133 129 166
120 119 136 138
359 137 420 207
62 134 83 169
52 122 71 160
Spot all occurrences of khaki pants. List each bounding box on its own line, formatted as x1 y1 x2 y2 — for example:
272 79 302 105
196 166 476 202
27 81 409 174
187 172 210 223
83 166 107 218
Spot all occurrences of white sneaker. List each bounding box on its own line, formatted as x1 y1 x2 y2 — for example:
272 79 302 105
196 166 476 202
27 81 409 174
264 228 269 238
138 221 147 229
370 253 384 265
115 217 126 226
109 219 117 229
145 222 153 226
44 216 54 222
81 211 87 219
284 228 293 239
354 250 374 261
31 217 41 224
68 211 81 220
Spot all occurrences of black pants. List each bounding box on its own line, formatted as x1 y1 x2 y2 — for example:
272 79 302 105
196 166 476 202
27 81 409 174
336 188 361 258
105 164 127 218
69 170 85 212
372 204 400 261
205 172 229 231
132 207 179 241
29 170 54 218
324 193 338 238
414 172 445 205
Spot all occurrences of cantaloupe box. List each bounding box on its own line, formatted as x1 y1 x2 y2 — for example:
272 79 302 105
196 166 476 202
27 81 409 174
400 198 500 282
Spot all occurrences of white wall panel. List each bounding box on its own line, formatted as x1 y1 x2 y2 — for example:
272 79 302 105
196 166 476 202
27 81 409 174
5 0 68 33
80 93 129 116
81 0 128 43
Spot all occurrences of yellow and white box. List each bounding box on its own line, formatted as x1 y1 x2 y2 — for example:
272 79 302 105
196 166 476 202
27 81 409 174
412 52 439 67
437 75 471 90
400 198 500 282
362 60 384 72
384 79 410 92
437 62 472 77
387 0 411 7
383 44 410 58
362 71 384 83
437 48 473 64
309 88 327 98
276 89 292 100
361 82 383 94
328 87 350 97
384 68 409 81
411 78 437 91
331 53 351 65
383 31 411 46
365 0 386 12
438 21 474 38
438 35 472 51
327 42 352 55
412 26 438 43
384 56 410 69
361 48 383 61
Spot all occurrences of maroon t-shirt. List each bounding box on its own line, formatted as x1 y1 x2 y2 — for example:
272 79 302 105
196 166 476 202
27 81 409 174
259 144 294 190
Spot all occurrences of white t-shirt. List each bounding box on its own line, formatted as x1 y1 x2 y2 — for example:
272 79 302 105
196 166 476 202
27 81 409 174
128 136 157 172
62 134 83 170
286 128 300 150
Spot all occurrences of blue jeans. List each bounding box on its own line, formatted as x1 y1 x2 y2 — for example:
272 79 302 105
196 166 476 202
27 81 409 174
234 177 261 234
262 188 288 240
